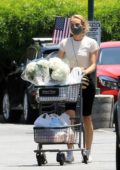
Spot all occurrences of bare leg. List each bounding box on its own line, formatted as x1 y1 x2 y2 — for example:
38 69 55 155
65 110 75 162
83 115 93 150
66 110 76 149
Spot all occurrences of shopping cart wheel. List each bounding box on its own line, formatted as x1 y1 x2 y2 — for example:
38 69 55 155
56 152 65 166
36 153 47 166
81 149 88 164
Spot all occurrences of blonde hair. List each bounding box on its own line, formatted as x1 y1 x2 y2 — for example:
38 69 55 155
70 14 89 34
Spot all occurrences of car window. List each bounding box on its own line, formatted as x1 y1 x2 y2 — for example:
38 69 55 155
46 51 59 59
38 49 59 59
98 47 120 65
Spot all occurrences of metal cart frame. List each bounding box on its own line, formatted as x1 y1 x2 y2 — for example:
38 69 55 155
33 83 87 166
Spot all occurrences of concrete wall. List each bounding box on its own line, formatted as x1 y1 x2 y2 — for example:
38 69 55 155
92 94 114 129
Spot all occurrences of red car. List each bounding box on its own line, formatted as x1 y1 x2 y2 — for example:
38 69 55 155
97 41 120 101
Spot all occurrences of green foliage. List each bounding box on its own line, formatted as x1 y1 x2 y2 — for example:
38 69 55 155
0 0 120 61
95 0 120 41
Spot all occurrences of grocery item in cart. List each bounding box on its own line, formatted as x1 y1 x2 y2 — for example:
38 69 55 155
34 126 77 144
21 57 70 85
66 67 83 84
48 57 70 82
34 112 77 144
34 113 70 127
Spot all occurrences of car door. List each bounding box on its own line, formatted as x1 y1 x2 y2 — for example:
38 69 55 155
7 46 39 108
7 62 26 107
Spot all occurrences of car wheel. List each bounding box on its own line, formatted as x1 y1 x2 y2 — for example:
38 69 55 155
2 92 21 123
23 92 38 124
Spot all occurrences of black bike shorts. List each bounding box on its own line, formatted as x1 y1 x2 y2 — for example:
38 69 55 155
65 75 95 116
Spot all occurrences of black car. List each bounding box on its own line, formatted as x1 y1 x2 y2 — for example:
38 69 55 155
98 75 120 170
2 38 59 123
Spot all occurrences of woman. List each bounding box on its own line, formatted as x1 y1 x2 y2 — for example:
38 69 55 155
58 14 99 163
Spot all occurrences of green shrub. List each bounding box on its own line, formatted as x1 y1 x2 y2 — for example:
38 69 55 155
95 0 120 41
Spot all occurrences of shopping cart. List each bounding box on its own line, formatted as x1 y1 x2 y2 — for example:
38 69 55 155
33 83 86 166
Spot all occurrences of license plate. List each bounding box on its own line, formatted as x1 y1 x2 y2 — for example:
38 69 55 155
39 88 59 97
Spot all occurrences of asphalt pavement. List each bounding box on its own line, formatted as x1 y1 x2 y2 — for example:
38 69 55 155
0 121 116 170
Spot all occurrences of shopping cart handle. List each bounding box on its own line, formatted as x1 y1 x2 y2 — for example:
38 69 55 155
34 83 81 88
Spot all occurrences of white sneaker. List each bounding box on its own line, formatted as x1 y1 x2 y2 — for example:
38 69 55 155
87 155 92 163
65 151 74 163
82 149 92 163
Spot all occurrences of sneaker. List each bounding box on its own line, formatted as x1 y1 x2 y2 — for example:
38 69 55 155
81 149 92 163
65 151 74 163
87 155 92 163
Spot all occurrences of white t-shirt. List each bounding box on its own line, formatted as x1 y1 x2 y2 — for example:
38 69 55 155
59 36 99 69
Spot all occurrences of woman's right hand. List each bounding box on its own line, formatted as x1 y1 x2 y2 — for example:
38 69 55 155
80 67 87 75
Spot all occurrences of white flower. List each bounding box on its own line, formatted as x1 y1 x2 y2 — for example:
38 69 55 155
49 57 70 82
49 57 62 70
36 59 50 83
25 61 37 81
22 57 70 85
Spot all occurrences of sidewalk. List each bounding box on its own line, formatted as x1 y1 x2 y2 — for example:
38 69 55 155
44 128 116 170
0 123 116 170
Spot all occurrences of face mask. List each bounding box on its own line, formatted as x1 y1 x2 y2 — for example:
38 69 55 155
71 25 83 35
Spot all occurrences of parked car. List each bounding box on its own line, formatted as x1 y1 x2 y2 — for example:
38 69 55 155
2 38 59 123
99 74 120 170
97 41 120 101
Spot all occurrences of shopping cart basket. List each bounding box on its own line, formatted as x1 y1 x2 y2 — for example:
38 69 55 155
33 83 87 166
35 83 80 103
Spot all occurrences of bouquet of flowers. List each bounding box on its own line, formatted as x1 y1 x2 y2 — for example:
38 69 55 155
48 57 70 83
21 61 37 84
35 59 50 84
21 57 70 85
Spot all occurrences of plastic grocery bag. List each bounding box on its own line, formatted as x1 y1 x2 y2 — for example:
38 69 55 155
34 112 71 127
60 112 71 126
34 113 50 127
66 67 83 84
65 127 75 143
49 114 64 127
49 113 71 127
